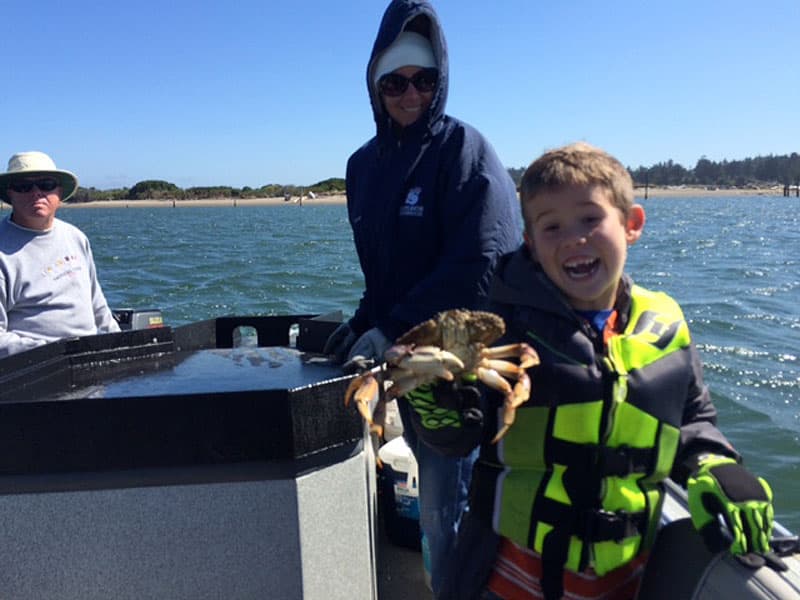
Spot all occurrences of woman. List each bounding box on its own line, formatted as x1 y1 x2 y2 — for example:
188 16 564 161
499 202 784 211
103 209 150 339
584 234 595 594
324 1 522 594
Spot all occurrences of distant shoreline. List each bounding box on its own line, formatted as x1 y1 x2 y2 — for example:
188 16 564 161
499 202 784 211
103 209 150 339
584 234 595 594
0 187 788 211
634 186 785 199
60 194 349 209
0 194 348 210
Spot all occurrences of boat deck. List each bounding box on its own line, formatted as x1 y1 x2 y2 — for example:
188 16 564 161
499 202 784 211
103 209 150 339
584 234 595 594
376 505 432 600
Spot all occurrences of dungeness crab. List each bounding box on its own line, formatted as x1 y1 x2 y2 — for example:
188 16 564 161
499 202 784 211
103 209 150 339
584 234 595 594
344 309 539 443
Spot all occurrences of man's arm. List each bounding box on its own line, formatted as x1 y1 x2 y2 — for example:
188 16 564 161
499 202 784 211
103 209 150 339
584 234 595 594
0 300 46 357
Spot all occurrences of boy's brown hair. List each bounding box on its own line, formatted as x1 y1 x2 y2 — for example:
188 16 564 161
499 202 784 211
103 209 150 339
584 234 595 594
519 142 635 223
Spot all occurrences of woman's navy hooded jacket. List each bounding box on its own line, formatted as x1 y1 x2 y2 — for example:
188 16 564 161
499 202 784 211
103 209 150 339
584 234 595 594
346 0 522 340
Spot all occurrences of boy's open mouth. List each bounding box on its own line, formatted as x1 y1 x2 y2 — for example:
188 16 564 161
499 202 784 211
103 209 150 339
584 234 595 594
563 257 599 279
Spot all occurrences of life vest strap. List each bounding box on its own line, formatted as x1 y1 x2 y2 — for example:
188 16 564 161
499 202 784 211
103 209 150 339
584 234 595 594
548 439 654 477
597 445 653 477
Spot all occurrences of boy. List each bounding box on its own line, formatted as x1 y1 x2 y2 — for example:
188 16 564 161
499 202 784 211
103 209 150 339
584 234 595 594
408 142 774 599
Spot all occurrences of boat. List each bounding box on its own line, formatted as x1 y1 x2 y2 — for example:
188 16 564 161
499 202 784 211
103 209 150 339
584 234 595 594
0 311 797 599
643 478 800 599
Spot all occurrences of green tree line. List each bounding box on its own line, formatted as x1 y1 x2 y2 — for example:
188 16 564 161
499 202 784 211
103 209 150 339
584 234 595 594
507 153 800 189
68 153 800 203
70 177 347 204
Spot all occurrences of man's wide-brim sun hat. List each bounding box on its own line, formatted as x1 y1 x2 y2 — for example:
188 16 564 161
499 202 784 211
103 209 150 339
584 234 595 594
0 151 79 203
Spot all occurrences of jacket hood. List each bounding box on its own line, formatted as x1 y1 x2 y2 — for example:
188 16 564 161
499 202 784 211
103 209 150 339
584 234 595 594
367 0 448 141
490 246 567 315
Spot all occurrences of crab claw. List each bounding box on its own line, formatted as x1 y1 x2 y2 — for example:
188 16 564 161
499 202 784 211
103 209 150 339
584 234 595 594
391 345 464 380
344 371 384 437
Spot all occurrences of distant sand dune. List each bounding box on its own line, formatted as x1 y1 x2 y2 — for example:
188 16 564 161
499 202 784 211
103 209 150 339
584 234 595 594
0 187 787 212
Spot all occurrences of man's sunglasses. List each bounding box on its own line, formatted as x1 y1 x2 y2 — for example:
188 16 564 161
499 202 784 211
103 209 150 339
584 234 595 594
378 68 438 97
8 178 60 193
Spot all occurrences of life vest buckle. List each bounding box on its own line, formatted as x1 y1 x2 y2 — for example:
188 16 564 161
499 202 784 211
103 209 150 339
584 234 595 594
580 509 645 543
598 445 650 477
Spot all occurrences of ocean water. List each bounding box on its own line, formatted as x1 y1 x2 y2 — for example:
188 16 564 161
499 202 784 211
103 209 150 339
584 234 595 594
53 197 800 531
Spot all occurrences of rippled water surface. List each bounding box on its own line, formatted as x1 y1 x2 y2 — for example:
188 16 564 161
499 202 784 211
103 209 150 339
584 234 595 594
55 197 800 530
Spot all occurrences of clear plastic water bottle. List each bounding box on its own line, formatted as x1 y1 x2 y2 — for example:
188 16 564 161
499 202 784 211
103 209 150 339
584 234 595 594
421 532 432 591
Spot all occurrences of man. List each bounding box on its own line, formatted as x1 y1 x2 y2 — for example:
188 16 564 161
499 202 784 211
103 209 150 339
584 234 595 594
0 151 120 357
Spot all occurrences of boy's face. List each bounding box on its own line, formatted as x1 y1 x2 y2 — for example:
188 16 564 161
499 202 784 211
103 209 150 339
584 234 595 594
524 184 645 311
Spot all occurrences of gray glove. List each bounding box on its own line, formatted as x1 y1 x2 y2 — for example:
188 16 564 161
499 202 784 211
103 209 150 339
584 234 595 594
323 322 358 364
347 327 392 363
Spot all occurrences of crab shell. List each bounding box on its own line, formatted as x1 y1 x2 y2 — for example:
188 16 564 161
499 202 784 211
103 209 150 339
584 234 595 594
394 309 506 372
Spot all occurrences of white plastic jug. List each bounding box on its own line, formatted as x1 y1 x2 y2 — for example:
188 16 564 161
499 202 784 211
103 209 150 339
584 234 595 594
378 436 419 521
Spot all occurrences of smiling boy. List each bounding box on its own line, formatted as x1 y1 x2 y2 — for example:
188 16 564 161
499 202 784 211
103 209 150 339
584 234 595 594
408 142 774 600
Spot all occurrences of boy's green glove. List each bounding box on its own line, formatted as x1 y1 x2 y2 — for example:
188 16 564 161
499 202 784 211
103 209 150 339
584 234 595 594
687 454 774 555
405 381 480 430
403 381 483 456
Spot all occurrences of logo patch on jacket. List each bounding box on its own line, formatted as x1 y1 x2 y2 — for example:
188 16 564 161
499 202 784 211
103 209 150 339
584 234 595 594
399 186 424 217
632 310 681 349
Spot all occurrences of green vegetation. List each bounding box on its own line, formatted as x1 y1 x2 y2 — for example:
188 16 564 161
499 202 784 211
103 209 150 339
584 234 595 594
68 176 348 204
508 153 800 189
65 155 799 203
129 180 183 200
629 153 800 188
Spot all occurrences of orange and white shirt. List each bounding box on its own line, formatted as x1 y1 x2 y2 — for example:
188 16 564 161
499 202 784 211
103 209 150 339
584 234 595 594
486 536 647 600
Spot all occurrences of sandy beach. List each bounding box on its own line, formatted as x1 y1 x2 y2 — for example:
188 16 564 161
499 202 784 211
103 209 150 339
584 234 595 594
0 187 788 212
58 194 349 209
634 185 786 199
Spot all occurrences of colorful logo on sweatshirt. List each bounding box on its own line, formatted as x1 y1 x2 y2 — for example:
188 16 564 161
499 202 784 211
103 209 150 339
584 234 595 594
42 254 84 280
399 186 424 217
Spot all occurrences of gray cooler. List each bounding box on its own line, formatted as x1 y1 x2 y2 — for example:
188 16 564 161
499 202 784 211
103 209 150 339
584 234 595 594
0 314 377 600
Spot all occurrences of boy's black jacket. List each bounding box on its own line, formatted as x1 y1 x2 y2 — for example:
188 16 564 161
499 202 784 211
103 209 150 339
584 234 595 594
411 245 738 484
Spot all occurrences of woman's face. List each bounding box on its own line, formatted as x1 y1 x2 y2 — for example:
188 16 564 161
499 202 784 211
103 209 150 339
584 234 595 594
380 66 435 128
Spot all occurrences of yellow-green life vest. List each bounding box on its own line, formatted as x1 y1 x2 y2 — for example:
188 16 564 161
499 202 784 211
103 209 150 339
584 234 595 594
491 285 691 576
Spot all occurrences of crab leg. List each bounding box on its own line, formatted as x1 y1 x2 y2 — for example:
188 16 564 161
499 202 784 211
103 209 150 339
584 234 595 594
491 371 532 444
386 371 437 399
482 358 526 379
475 367 513 395
482 343 539 369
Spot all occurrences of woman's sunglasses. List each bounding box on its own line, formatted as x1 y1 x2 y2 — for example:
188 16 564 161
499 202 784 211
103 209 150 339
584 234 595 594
378 68 438 97
8 178 60 193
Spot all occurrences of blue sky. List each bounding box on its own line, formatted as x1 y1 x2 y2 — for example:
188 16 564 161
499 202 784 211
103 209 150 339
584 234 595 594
3 0 798 190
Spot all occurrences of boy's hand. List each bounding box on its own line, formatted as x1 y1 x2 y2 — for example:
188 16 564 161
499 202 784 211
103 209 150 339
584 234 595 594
405 381 481 430
687 454 774 555
403 381 483 455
